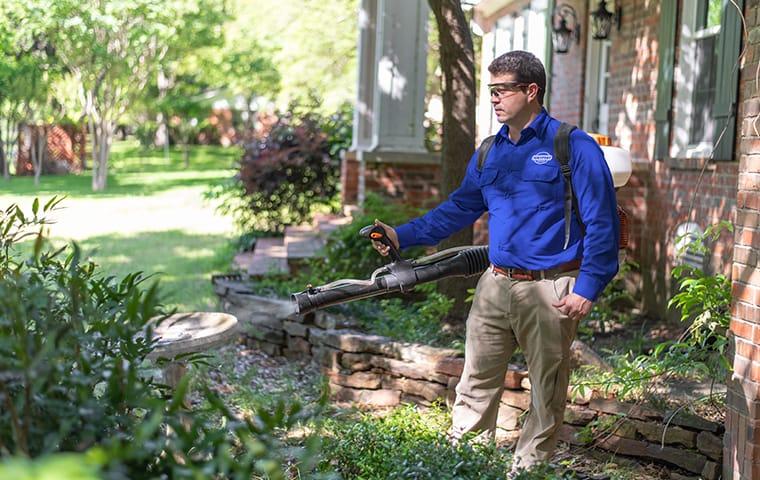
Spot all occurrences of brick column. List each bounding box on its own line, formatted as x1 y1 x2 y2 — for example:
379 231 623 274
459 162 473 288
726 4 760 478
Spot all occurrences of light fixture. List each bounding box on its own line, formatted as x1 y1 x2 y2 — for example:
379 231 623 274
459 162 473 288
590 0 622 40
551 4 581 54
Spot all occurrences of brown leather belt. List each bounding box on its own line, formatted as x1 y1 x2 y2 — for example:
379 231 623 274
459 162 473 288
491 259 581 281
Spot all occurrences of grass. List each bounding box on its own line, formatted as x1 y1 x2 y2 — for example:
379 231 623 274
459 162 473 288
0 139 241 311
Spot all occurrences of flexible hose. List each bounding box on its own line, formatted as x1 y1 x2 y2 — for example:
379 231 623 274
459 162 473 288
291 246 489 314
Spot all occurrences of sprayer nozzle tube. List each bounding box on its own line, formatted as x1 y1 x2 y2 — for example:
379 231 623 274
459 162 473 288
290 246 490 315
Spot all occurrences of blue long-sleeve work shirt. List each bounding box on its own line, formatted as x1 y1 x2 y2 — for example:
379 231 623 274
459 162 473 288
395 109 619 301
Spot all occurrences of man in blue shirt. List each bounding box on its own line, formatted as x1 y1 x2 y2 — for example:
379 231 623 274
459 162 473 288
371 50 619 474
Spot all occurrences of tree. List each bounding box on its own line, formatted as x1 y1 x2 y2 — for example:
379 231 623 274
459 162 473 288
239 0 358 113
428 0 477 321
0 0 61 184
49 0 227 190
214 41 280 136
158 80 213 168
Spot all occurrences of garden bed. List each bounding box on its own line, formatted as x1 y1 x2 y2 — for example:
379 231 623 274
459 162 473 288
213 274 726 479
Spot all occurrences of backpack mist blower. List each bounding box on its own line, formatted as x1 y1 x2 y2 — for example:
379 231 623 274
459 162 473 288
290 128 634 315
290 225 489 315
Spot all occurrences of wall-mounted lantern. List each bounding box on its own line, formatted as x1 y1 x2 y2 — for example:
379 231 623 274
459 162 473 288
551 4 581 54
590 0 622 40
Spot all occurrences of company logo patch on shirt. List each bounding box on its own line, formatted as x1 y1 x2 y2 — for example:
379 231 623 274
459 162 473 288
531 151 553 165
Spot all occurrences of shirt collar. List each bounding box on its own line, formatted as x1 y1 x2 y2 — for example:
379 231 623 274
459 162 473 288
497 108 551 143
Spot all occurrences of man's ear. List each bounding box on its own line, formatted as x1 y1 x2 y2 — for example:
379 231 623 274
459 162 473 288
527 83 540 102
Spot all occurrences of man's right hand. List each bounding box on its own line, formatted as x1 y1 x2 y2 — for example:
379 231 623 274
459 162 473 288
370 219 399 256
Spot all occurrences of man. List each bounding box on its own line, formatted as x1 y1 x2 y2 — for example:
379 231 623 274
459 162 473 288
371 50 619 474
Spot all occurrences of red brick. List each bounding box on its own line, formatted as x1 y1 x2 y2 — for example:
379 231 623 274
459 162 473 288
731 318 757 341
733 282 760 304
734 264 760 286
737 338 760 362
735 302 760 324
734 356 760 383
739 173 760 191
737 227 760 248
738 191 760 210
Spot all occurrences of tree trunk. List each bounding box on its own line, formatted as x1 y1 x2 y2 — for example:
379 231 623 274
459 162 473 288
91 118 113 191
245 94 256 141
33 126 47 186
0 115 19 180
183 143 190 168
428 0 477 323
0 126 5 181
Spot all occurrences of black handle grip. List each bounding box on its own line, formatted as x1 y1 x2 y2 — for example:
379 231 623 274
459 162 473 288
359 224 402 262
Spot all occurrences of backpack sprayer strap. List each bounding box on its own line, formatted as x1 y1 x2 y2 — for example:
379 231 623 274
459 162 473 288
554 122 581 249
476 123 581 250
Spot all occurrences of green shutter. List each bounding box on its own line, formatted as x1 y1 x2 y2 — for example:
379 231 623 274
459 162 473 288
712 0 744 161
654 0 678 160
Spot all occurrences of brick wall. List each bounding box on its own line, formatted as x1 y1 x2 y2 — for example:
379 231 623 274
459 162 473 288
341 153 442 209
727 1 760 477
601 0 739 315
548 0 587 126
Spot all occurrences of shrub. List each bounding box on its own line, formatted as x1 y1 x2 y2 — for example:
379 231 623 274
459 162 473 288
208 103 352 234
249 193 461 346
0 199 322 479
345 282 458 347
578 260 638 341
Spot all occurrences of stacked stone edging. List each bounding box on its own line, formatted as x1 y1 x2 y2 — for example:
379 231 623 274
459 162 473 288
213 280 724 478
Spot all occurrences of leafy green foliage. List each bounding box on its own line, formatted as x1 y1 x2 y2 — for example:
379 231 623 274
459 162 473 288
319 403 513 479
571 222 733 401
0 199 322 479
209 104 352 233
232 0 358 112
343 282 457 348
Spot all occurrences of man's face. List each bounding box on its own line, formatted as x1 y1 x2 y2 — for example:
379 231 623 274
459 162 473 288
488 73 538 123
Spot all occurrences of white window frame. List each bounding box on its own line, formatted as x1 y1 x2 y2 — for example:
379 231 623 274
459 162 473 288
671 0 721 159
476 0 549 139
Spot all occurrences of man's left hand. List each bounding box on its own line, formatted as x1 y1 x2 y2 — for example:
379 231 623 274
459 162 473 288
552 293 593 322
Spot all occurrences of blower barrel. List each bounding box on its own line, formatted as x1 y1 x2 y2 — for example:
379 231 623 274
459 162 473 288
291 246 490 315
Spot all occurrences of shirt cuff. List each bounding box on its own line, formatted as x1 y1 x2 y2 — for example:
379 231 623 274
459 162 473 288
395 223 418 250
573 274 604 302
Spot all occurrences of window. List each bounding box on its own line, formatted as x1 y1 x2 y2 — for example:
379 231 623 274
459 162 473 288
478 0 550 138
671 0 723 158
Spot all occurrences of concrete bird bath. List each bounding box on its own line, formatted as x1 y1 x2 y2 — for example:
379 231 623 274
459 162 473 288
147 312 238 389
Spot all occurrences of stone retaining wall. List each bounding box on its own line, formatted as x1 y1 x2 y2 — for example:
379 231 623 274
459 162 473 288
214 276 724 479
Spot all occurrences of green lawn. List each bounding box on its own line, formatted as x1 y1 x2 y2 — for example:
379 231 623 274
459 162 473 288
0 140 242 312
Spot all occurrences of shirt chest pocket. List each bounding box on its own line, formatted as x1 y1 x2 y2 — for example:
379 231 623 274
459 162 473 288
478 168 502 206
521 164 560 183
518 164 562 201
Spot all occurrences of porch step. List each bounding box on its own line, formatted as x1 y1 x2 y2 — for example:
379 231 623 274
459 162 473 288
284 225 326 259
233 237 289 275
233 214 353 276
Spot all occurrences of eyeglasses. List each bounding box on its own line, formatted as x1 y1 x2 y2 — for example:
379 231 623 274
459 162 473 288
488 81 531 99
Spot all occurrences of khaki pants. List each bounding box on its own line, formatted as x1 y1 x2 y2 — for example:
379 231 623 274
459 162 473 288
451 266 579 470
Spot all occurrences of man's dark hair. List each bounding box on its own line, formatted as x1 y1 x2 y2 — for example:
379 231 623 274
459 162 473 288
488 50 546 105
